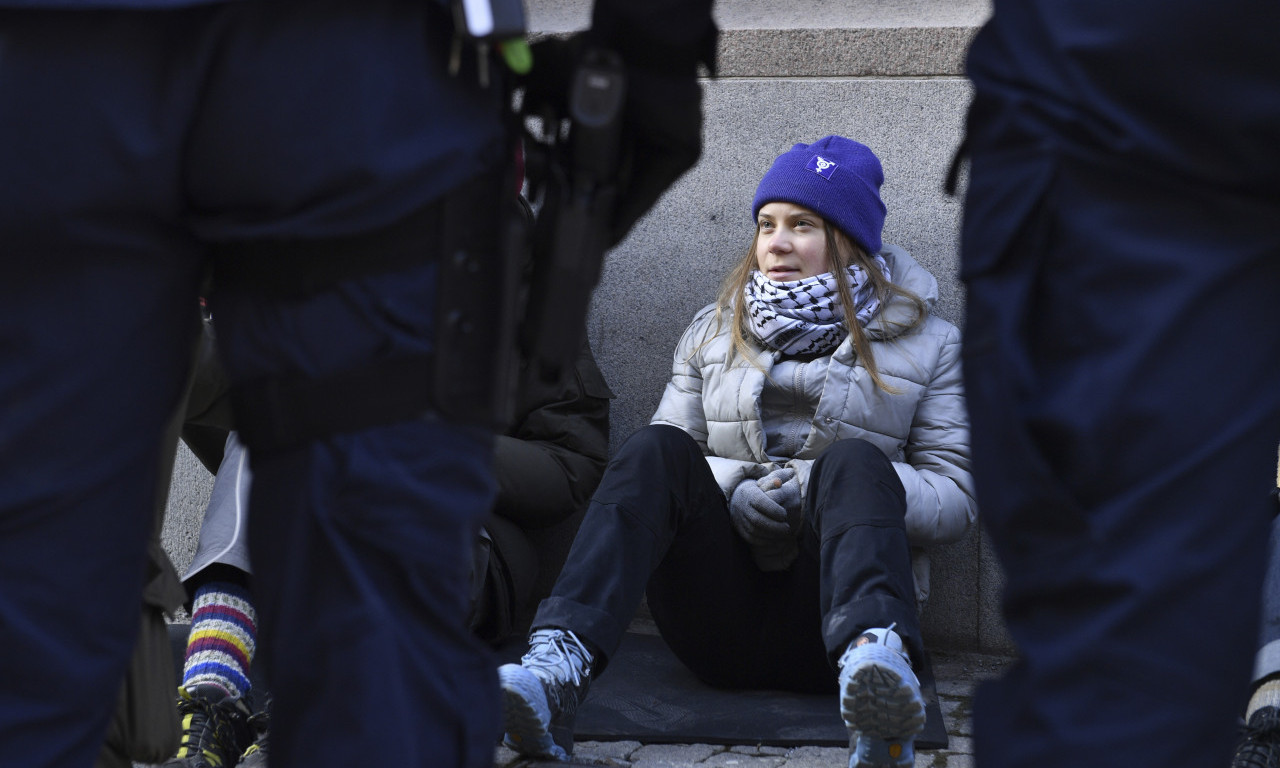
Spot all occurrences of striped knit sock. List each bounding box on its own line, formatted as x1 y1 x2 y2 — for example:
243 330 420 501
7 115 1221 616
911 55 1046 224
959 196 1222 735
182 581 257 700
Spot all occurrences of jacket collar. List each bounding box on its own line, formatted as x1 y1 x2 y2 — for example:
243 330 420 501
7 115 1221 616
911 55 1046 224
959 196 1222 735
864 243 936 342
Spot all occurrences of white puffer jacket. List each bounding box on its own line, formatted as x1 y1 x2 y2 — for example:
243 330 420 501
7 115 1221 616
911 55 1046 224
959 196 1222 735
650 244 977 604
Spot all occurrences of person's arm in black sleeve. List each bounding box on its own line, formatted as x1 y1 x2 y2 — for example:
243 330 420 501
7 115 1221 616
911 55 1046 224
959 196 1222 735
587 0 717 75
588 0 717 243
523 0 717 246
492 337 612 529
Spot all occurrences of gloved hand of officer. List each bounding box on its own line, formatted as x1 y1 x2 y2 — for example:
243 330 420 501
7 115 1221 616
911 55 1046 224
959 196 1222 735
518 15 716 246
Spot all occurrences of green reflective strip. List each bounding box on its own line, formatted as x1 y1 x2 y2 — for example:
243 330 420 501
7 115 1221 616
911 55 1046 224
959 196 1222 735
500 38 533 75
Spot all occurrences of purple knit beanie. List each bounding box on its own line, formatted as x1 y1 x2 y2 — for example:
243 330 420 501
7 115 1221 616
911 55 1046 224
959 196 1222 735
751 136 886 254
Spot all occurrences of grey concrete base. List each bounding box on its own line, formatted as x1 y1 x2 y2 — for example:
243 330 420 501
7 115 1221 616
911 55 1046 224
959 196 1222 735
162 444 213 586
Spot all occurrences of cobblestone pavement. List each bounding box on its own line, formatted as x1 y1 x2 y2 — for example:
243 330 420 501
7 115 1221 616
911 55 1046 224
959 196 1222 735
493 650 1015 768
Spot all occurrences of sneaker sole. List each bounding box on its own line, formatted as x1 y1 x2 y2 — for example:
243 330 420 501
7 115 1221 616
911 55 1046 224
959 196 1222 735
498 664 567 760
840 645 927 741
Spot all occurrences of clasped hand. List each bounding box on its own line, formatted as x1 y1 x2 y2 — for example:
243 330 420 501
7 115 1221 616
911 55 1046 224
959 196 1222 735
729 468 802 571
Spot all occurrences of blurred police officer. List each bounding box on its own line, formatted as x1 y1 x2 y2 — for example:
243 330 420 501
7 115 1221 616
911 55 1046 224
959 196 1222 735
959 1 1280 766
0 1 715 767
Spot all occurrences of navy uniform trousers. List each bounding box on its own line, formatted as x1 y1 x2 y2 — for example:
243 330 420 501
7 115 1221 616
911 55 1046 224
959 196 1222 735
0 4 505 767
961 3 1280 762
533 425 923 693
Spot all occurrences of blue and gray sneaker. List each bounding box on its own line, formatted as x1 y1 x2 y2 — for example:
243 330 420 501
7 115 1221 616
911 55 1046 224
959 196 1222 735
837 626 926 768
498 627 594 761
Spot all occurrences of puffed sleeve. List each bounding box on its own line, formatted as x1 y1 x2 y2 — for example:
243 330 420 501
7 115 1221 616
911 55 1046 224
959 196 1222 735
650 306 715 448
893 322 978 544
650 305 767 496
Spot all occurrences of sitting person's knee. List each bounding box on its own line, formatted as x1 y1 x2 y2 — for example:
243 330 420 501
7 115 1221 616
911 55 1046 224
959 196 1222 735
624 424 698 456
814 438 895 480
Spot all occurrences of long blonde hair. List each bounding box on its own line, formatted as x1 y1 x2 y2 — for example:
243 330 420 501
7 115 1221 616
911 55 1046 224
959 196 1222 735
705 217 926 394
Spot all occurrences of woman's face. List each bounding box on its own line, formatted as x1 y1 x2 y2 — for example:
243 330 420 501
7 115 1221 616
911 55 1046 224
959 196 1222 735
755 202 831 281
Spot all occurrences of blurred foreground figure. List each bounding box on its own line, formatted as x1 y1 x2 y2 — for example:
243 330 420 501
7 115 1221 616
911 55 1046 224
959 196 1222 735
959 1 1280 766
0 1 713 766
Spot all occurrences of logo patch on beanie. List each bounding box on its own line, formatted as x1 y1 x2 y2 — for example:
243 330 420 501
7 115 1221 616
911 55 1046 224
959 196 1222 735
807 155 838 180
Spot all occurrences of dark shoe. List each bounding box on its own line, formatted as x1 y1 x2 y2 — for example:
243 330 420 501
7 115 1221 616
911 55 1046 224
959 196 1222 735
162 685 254 768
498 628 594 759
1234 706 1280 768
237 710 270 768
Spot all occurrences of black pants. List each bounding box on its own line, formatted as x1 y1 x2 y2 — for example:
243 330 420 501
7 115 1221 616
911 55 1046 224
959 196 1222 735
532 425 919 694
0 5 504 767
961 140 1280 767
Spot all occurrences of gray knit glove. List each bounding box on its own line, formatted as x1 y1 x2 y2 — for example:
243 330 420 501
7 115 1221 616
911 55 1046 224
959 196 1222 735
729 468 801 571
764 468 802 531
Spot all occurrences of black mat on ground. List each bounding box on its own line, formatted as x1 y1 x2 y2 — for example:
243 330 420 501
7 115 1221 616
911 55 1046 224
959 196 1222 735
503 631 948 750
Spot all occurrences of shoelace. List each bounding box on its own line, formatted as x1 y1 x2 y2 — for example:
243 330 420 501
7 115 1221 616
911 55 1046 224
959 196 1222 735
871 622 899 642
242 710 270 756
175 694 240 763
840 622 907 669
522 628 591 689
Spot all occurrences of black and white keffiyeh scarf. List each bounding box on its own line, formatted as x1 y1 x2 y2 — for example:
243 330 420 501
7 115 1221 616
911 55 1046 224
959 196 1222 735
744 255 890 356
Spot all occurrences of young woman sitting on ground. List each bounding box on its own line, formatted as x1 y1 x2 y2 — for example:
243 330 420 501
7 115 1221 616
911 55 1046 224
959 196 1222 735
497 135 977 768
